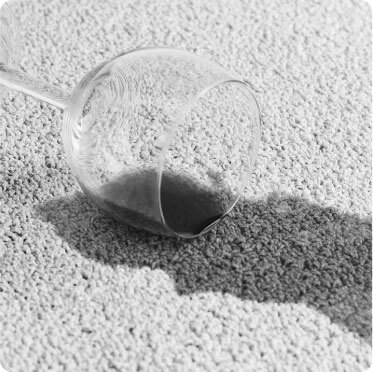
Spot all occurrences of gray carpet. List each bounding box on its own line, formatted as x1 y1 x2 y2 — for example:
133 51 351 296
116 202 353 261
0 0 371 371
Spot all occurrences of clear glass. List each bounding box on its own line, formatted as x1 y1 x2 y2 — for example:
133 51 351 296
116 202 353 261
0 5 261 238
0 2 20 99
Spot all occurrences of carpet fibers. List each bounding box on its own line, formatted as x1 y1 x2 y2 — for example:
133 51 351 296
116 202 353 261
0 0 371 371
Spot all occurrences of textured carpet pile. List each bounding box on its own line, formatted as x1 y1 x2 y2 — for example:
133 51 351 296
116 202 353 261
0 0 371 371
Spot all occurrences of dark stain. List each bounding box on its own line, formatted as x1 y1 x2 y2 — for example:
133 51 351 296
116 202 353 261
35 192 372 343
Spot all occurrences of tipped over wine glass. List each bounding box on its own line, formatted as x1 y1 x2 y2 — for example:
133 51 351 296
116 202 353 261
0 3 261 238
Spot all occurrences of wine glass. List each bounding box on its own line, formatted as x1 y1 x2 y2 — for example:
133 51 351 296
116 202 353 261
0 3 261 238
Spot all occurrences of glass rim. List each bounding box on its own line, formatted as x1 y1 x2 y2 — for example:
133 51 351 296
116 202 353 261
156 78 262 238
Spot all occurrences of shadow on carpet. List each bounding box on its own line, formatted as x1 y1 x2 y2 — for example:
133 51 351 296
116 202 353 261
35 192 372 343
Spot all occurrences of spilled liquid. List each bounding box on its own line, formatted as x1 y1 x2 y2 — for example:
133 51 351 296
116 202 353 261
87 169 234 236
160 171 229 235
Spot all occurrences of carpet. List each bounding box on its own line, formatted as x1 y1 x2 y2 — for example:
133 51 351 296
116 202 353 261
0 0 371 371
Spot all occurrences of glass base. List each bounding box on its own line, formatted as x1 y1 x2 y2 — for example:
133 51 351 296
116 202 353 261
0 2 20 99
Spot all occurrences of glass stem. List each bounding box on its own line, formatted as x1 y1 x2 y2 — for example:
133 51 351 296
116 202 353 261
0 63 70 110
